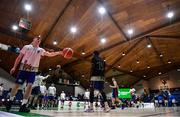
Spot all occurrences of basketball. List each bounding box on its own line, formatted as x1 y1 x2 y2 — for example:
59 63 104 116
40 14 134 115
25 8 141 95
63 47 73 59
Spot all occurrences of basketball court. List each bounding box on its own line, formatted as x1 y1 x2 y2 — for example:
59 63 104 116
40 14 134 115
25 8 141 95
0 0 180 117
0 107 180 117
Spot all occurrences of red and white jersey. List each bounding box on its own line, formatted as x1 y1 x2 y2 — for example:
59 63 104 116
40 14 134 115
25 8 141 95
20 44 45 68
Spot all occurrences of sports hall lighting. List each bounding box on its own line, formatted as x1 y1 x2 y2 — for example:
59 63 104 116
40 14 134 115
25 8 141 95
98 6 106 15
100 38 106 44
24 3 32 12
136 60 140 64
53 40 58 45
168 60 172 64
147 65 150 69
81 52 85 55
70 26 77 34
159 53 163 57
166 11 174 19
127 28 134 35
122 52 125 56
12 25 18 31
147 44 152 48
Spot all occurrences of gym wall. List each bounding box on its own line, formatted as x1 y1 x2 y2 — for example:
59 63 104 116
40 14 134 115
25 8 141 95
0 67 15 90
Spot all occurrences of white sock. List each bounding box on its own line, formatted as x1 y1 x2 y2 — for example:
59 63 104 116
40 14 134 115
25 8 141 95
90 103 93 109
10 96 15 101
22 99 28 105
104 102 109 108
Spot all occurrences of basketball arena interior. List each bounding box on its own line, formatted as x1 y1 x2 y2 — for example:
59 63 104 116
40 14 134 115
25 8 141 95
0 0 180 117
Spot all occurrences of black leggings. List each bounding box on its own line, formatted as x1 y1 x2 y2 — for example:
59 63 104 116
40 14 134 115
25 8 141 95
90 88 107 103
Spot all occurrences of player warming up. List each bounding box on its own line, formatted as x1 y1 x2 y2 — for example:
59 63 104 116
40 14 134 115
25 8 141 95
85 51 110 112
48 83 56 108
6 36 64 112
60 91 66 109
28 73 50 109
109 77 121 109
84 89 90 109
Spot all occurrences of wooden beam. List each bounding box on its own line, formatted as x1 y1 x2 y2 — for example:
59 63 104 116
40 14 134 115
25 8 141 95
105 73 125 79
0 26 84 60
150 35 180 39
0 26 31 41
98 17 180 55
148 37 165 64
97 0 129 41
41 0 73 45
64 18 180 67
130 63 178 86
106 38 144 72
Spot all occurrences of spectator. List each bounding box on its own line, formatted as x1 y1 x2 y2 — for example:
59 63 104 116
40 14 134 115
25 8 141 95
0 83 4 99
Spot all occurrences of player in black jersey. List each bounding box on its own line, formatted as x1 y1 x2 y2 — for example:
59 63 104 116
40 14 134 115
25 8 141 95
85 51 110 112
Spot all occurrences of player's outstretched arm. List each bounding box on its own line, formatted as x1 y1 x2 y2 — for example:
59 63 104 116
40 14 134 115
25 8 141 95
10 53 24 75
44 51 63 57
42 75 50 80
109 85 116 88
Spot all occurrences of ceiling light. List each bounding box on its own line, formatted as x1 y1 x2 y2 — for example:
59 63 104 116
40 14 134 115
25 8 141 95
82 74 85 78
104 59 106 62
158 72 162 75
49 68 52 71
53 40 57 45
147 44 152 48
127 28 134 35
147 65 150 69
159 53 163 57
166 11 174 19
143 75 146 78
12 25 18 31
81 52 85 55
100 38 106 44
122 52 125 56
98 6 106 15
118 65 121 68
136 60 140 64
24 3 32 12
130 70 133 73
70 26 77 33
168 61 172 64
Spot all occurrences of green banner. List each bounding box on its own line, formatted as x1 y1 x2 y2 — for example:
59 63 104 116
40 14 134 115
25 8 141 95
118 88 131 99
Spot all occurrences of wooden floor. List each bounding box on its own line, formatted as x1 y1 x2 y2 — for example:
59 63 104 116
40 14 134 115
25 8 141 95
0 107 179 117
31 107 180 117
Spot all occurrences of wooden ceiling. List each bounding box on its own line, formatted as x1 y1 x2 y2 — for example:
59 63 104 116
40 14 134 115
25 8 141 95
0 0 180 87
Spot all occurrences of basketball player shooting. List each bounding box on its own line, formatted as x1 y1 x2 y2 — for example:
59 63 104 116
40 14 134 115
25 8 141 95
6 36 64 112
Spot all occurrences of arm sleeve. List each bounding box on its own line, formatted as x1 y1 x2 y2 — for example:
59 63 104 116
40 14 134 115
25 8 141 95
20 45 27 54
41 48 45 56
